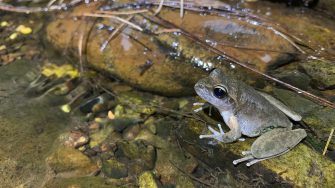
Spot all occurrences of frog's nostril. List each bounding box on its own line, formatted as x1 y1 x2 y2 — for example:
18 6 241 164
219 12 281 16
195 83 204 89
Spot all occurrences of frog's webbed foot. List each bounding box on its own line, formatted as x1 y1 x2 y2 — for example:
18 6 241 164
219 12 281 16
233 151 266 167
233 153 267 167
199 124 225 142
233 129 307 167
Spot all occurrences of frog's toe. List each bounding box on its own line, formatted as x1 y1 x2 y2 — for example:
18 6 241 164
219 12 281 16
246 158 267 167
193 102 210 112
199 124 225 142
233 155 254 165
238 138 246 142
241 151 252 155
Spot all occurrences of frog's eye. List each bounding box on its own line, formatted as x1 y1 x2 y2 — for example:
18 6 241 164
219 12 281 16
213 86 227 99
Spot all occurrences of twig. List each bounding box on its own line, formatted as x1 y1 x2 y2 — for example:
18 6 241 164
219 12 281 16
154 28 181 34
78 21 85 74
169 160 213 187
97 9 148 15
215 42 301 55
82 13 143 31
0 2 45 13
180 0 184 18
100 15 134 51
47 0 58 7
268 27 306 54
0 0 83 13
322 129 334 155
154 0 164 15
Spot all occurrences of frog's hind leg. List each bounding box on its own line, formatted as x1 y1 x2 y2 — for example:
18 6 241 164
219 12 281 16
257 91 302 121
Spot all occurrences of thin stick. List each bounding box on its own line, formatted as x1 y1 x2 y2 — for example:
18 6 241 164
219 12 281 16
268 27 306 54
0 0 83 13
82 13 143 31
154 28 181 34
78 23 85 74
215 42 301 55
154 0 164 15
323 129 334 155
100 15 134 51
0 2 45 13
96 9 148 15
169 160 212 187
180 0 184 18
47 0 57 7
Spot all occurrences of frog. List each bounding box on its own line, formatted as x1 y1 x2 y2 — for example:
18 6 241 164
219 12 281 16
194 68 307 166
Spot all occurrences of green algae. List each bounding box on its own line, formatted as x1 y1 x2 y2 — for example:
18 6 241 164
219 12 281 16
181 116 335 187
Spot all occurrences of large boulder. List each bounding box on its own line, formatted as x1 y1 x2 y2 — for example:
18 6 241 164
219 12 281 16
46 2 298 96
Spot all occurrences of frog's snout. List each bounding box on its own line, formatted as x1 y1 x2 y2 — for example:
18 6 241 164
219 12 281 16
194 82 204 90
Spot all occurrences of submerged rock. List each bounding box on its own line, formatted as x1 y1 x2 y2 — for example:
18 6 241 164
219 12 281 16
118 141 156 172
64 130 89 148
300 59 335 90
89 127 113 148
304 107 335 145
138 171 161 188
46 146 98 177
101 158 128 178
45 176 123 188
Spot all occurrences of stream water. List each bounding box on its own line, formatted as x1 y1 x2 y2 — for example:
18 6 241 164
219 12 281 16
0 0 335 187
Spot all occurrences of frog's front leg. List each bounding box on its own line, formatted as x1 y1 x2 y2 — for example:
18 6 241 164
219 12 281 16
200 115 241 143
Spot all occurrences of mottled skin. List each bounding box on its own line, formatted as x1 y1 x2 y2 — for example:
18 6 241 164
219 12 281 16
194 69 307 166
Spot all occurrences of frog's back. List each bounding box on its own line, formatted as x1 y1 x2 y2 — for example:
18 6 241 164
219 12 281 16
234 82 292 137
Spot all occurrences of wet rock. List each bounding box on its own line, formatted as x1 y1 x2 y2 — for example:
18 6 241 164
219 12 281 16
115 91 157 117
175 175 195 188
83 147 98 157
300 60 335 90
88 122 101 131
272 63 311 90
46 146 98 177
317 0 335 16
304 107 335 145
136 128 200 184
45 176 118 188
108 118 141 132
272 88 321 116
118 141 156 171
46 3 297 96
122 124 141 140
155 144 199 184
142 117 157 134
64 130 89 148
138 171 161 188
89 127 113 148
135 129 166 148
101 158 128 179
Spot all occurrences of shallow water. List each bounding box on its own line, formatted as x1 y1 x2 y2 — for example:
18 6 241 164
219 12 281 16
0 0 335 187
0 60 73 187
